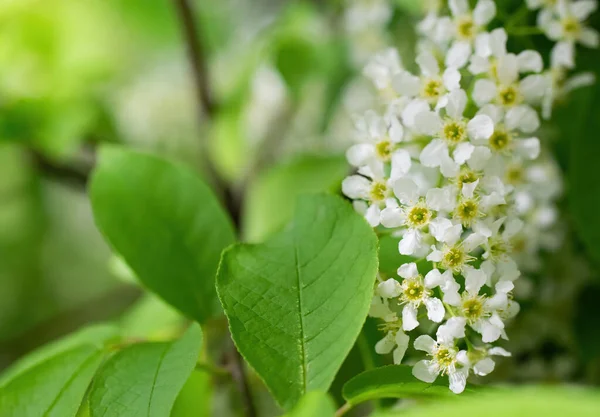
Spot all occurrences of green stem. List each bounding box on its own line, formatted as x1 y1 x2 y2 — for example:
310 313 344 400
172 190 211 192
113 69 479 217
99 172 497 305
507 26 544 36
195 362 230 377
335 402 352 417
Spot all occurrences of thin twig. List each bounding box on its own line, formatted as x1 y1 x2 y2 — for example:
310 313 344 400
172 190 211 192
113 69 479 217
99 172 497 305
172 0 217 118
335 402 352 417
227 339 258 417
29 148 94 189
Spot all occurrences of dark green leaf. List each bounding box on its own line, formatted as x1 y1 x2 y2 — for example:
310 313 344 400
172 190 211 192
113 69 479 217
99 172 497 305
342 365 452 406
218 194 378 409
89 324 203 417
90 146 236 323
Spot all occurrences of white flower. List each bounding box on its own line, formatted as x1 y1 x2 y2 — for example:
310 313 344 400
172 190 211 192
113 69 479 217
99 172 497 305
378 262 445 331
364 48 403 91
416 89 494 177
393 50 461 105
412 321 470 393
473 346 511 376
375 330 411 364
434 0 497 68
347 111 406 166
539 0 599 53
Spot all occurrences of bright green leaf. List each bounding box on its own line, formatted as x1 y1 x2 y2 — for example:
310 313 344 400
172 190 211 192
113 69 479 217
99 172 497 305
89 324 203 417
283 392 336 417
90 146 236 323
342 365 453 406
217 194 378 409
0 345 106 417
377 386 600 417
0 323 119 387
170 370 212 417
243 154 348 242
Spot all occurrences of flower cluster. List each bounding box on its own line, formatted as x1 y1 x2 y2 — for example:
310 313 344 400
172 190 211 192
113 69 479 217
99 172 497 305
342 0 597 394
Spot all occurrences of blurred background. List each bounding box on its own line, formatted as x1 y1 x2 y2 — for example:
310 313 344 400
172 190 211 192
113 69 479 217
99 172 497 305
1 0 600 413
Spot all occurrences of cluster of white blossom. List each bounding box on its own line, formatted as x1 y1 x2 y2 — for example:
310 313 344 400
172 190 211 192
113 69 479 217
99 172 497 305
342 0 597 393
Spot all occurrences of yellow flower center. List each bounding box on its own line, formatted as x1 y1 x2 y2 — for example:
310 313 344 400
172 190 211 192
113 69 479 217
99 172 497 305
434 346 457 371
376 140 393 161
407 205 432 228
442 245 469 272
489 129 512 152
505 164 524 185
462 296 486 323
456 169 480 189
562 17 581 38
498 85 522 107
422 78 444 100
455 198 480 226
456 16 476 40
443 120 466 144
370 182 388 202
488 237 510 260
402 278 426 303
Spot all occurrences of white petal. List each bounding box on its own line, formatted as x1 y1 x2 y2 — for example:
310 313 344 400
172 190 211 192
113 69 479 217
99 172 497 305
505 105 540 133
437 317 467 343
444 70 462 95
389 117 405 143
464 266 487 294
393 331 410 364
420 139 449 168
449 0 469 15
414 335 436 353
375 332 396 354
439 156 460 178
580 28 600 48
415 110 443 135
398 262 419 279
551 41 575 69
489 28 507 57
380 206 404 228
515 137 540 159
449 370 468 394
463 232 486 252
467 114 494 140
461 178 479 199
572 0 597 20
441 275 461 305
402 303 419 331
453 142 475 165
399 229 421 255
417 51 440 76
480 318 503 343
412 360 438 383
402 99 431 128
520 74 548 103
378 278 403 298
473 0 496 25
393 71 421 97
390 149 412 179
473 79 497 106
445 41 472 69
488 347 511 357
426 187 455 212
446 89 468 120
427 246 444 262
517 50 543 73
425 297 445 322
474 32 492 58
468 55 490 75
342 175 371 199
393 177 420 205
424 268 445 288
346 144 375 167
467 146 492 171
497 53 519 85
429 217 453 243
365 204 382 227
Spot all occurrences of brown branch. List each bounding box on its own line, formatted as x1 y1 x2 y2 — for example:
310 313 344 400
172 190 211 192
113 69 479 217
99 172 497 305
29 148 95 189
172 0 217 118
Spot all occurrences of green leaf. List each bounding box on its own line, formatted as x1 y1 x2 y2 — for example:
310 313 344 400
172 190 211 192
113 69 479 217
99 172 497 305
283 392 336 417
376 386 600 417
90 146 236 323
170 370 212 417
0 324 119 387
342 365 453 406
217 194 378 409
0 346 107 417
243 154 348 242
89 324 203 417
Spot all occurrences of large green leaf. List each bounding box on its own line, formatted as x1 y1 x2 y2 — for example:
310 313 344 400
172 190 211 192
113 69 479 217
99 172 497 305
342 365 452 406
90 146 236 323
0 324 119 387
217 194 378 409
89 324 203 417
0 345 107 417
377 386 600 417
242 154 348 242
283 392 336 417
